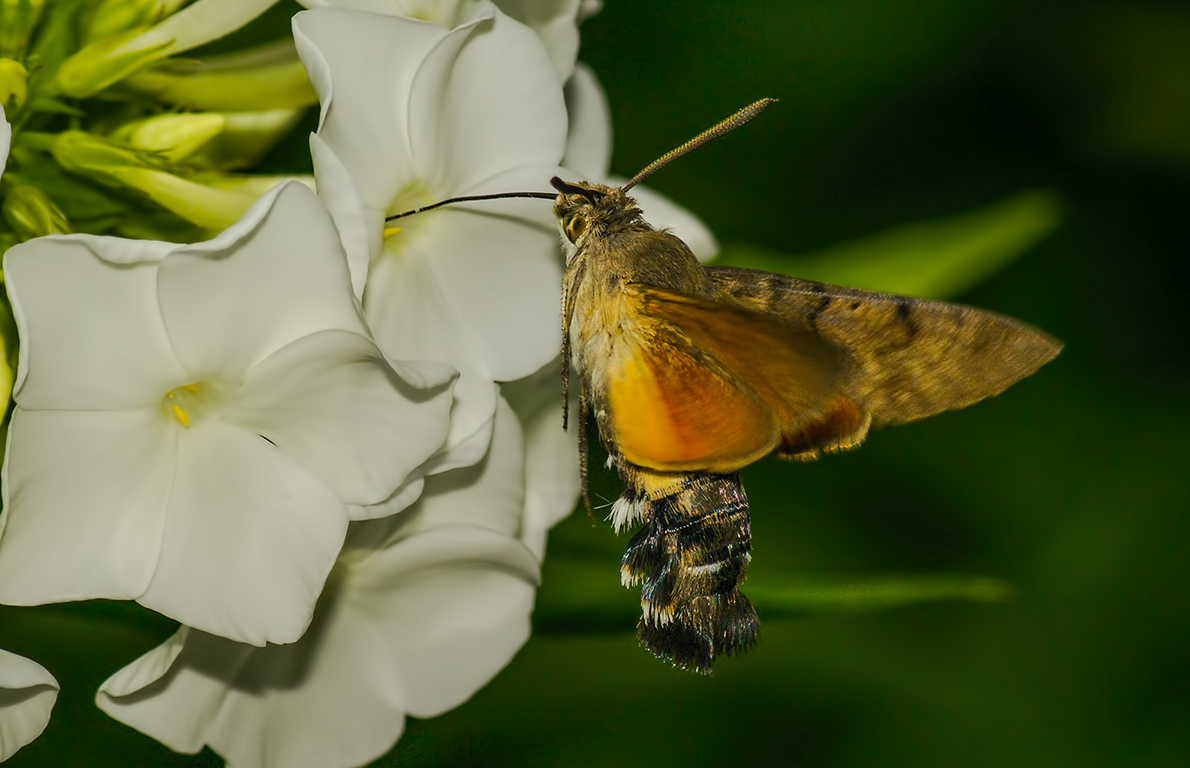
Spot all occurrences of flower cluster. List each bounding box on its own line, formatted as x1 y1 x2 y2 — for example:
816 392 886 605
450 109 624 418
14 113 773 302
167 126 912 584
0 1 714 765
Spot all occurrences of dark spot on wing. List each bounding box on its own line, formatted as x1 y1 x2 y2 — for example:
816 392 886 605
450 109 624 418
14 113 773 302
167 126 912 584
806 283 832 334
896 298 919 340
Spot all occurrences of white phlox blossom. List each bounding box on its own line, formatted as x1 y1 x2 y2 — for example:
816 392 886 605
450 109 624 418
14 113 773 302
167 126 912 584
295 5 572 474
502 360 581 559
0 649 57 762
561 64 720 261
294 0 583 79
98 396 547 768
0 181 456 647
1 105 13 412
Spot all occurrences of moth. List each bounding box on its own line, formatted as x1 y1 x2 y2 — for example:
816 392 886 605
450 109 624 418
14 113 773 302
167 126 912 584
388 99 1062 674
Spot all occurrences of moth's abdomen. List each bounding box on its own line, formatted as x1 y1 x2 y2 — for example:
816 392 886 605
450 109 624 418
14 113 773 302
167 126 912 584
619 472 758 674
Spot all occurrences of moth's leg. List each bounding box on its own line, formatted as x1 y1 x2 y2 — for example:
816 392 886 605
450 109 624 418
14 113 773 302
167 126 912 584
578 389 592 518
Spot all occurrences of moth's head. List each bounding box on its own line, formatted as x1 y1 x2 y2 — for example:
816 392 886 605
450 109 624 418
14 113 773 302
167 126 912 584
550 177 640 249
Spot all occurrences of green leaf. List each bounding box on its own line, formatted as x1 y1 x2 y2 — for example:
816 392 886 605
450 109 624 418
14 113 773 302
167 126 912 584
7 166 124 220
714 189 1061 299
533 557 640 636
533 545 1009 634
27 0 86 77
23 94 85 117
4 151 130 219
748 575 1012 617
0 0 48 60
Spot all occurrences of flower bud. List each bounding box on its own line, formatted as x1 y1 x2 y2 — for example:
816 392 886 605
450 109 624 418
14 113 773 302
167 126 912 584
0 58 27 109
1 185 71 240
111 113 226 163
188 108 302 169
52 130 166 182
124 44 318 112
52 131 257 230
0 0 46 58
83 0 162 43
56 29 173 98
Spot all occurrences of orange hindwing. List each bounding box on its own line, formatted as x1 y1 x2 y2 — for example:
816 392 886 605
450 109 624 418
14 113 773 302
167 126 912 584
606 284 862 472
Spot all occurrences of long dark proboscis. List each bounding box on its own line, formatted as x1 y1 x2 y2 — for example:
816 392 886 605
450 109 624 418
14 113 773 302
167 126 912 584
384 191 556 222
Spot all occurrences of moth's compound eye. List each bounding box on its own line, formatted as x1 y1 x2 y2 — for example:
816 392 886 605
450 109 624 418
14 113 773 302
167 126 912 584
563 214 589 244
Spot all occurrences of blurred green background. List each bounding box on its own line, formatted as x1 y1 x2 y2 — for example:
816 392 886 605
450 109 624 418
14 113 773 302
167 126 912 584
4 0 1189 765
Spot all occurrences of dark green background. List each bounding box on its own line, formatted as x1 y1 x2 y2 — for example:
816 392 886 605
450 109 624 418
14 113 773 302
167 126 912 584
4 0 1188 765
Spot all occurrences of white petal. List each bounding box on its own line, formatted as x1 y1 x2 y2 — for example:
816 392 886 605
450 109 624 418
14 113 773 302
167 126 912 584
97 628 256 756
3 236 185 410
561 63 612 179
0 408 172 604
502 362 579 559
98 525 538 768
95 397 539 766
98 627 192 699
1 105 10 171
226 329 453 505
137 421 347 645
348 474 425 522
419 395 496 477
157 182 367 382
297 0 579 79
408 8 567 194
0 649 58 763
492 0 581 80
207 611 405 768
577 0 602 21
293 8 446 207
352 526 539 717
394 395 525 540
384 209 560 381
619 179 721 261
308 133 375 299
362 238 503 468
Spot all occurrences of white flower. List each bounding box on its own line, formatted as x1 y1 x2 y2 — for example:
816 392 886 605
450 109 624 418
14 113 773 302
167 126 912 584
561 64 719 261
0 649 57 762
1 105 15 413
295 0 583 79
97 396 545 768
502 361 580 559
295 6 571 471
0 104 8 162
0 181 455 646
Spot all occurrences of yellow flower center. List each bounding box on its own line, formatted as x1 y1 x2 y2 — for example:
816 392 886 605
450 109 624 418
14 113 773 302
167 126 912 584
382 183 434 251
161 382 218 428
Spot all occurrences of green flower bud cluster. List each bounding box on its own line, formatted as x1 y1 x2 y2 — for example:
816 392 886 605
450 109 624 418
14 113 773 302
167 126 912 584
0 0 315 254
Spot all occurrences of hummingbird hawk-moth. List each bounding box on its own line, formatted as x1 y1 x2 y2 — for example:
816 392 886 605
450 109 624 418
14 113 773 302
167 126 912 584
388 99 1062 674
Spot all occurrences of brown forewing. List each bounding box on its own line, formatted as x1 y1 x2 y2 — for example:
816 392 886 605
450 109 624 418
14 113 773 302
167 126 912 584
704 265 1063 431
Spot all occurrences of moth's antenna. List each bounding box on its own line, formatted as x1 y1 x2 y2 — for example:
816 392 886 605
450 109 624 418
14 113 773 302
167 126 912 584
621 98 777 192
385 191 556 222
